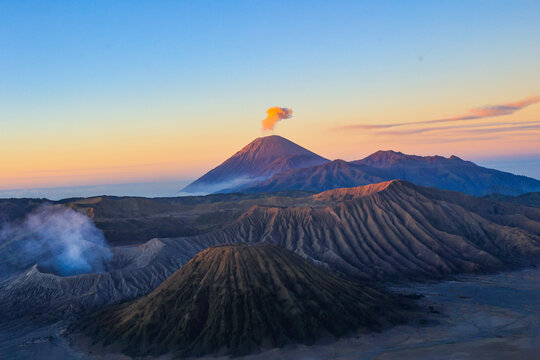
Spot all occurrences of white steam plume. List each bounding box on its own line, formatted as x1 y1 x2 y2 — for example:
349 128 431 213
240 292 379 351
0 205 112 277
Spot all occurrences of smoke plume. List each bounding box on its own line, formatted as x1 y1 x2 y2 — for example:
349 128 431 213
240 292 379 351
0 205 112 277
262 107 293 131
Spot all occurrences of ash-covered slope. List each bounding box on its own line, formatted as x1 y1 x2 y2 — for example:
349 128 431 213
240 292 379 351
74 244 407 357
198 180 540 280
0 237 220 320
181 135 329 194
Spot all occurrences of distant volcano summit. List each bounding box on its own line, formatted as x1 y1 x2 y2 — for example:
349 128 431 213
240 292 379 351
181 135 329 194
182 136 540 196
75 244 407 357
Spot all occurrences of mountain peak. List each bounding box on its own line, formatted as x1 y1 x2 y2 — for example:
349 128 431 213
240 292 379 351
234 135 319 160
313 180 411 201
182 136 329 194
76 243 405 357
356 150 465 168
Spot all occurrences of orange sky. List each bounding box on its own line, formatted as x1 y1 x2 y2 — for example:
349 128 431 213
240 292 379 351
2 94 539 190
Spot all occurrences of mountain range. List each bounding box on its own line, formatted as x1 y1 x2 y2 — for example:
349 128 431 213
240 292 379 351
3 179 540 323
182 135 540 196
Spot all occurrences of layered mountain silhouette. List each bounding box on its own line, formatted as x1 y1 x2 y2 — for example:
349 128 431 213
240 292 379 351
352 150 540 196
74 244 408 357
181 135 329 194
182 136 540 196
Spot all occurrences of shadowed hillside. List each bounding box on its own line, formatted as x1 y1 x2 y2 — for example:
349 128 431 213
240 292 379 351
74 244 409 357
483 192 540 208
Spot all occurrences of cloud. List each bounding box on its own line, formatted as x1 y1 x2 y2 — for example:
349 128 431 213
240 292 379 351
465 123 540 135
262 107 293 131
376 120 540 136
177 175 266 196
335 95 540 131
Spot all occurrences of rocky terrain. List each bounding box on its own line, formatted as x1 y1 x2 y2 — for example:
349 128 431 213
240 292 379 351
1 180 540 324
199 180 540 280
72 244 410 357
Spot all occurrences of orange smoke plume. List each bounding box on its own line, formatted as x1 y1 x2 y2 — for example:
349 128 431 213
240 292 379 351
262 107 293 131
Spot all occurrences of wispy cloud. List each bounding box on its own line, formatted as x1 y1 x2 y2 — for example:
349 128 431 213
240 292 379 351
376 120 540 136
464 123 540 135
335 95 540 131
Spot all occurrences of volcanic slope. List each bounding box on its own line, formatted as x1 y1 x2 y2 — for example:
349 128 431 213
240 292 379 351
239 148 540 196
197 180 540 280
0 236 220 320
181 135 329 194
75 244 408 357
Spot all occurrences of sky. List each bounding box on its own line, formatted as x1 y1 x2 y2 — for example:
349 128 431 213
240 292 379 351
1 0 539 197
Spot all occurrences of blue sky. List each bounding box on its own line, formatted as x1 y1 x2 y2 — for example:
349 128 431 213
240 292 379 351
1 1 539 195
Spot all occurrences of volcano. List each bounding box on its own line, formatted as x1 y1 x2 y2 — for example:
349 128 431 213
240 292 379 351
181 135 329 194
75 244 408 357
182 137 540 196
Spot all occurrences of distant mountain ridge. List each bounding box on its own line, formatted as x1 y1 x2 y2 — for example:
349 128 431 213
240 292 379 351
354 150 464 167
182 136 540 196
248 149 540 196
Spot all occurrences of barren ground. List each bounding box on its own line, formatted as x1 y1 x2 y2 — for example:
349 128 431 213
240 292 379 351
1 267 539 359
